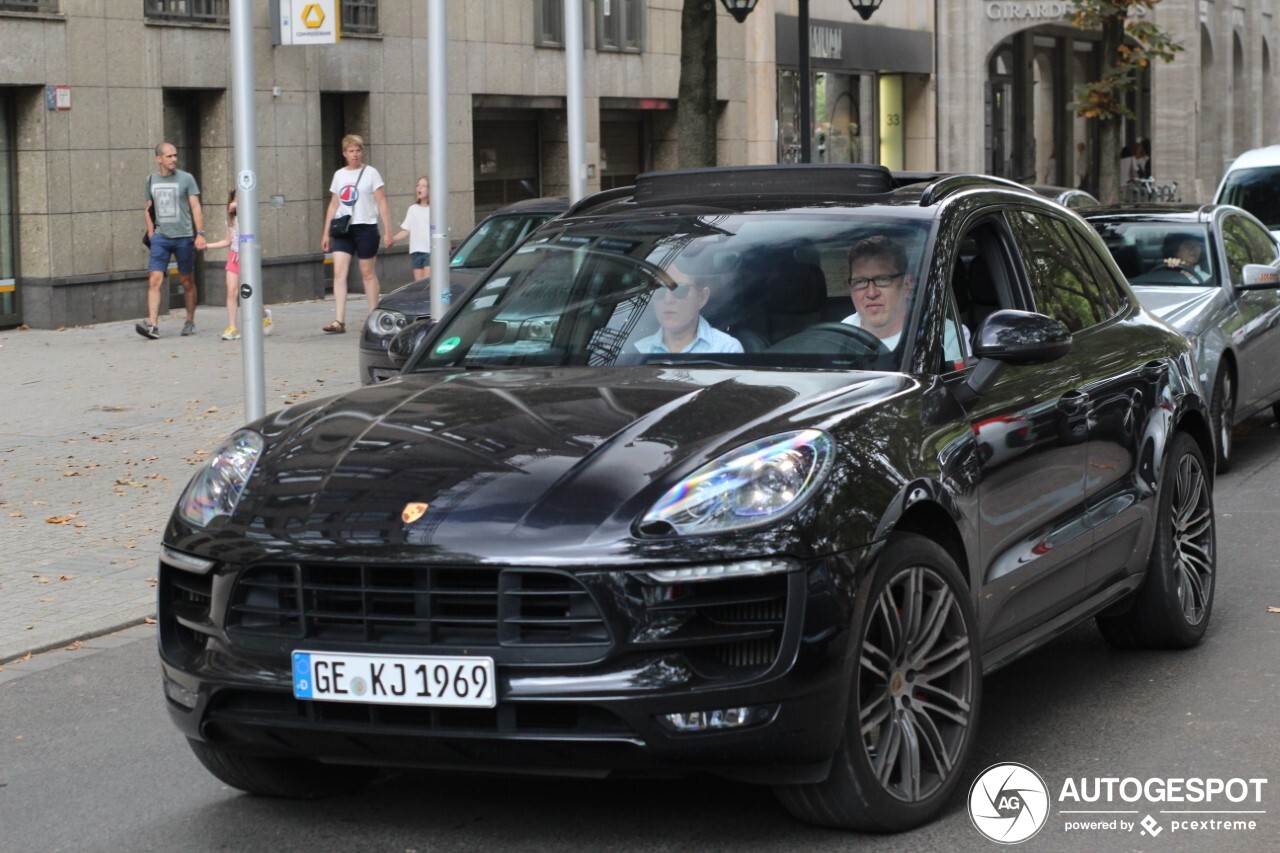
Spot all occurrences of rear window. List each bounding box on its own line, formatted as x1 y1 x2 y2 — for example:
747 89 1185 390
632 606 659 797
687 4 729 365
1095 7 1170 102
1217 167 1280 231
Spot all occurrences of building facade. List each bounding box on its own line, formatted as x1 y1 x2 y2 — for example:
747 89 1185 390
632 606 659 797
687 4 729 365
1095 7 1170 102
0 0 1271 329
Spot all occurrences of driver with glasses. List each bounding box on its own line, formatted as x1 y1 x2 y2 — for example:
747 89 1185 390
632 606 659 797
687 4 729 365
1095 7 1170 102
843 235 914 348
843 235 969 364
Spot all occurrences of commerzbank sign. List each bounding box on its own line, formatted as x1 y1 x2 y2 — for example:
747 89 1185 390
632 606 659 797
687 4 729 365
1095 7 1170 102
985 2 1149 21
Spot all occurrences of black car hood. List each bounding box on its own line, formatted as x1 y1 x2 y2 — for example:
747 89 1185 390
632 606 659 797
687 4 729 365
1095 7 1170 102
215 368 908 561
380 268 485 316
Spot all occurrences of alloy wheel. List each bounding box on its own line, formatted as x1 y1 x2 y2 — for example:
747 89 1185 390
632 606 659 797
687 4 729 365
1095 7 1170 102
1171 450 1214 625
858 565 974 803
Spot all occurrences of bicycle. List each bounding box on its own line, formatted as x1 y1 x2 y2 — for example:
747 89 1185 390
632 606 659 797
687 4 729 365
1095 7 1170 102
1122 177 1181 203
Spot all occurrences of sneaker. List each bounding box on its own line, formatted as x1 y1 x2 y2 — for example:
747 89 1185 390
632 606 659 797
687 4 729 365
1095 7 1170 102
262 309 273 336
221 326 241 341
181 320 196 337
135 320 159 340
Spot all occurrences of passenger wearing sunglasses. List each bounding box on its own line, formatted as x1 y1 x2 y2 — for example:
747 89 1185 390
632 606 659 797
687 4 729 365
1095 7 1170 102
631 260 744 355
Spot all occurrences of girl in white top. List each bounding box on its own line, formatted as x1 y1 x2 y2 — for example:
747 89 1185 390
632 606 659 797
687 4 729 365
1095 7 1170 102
319 134 393 333
392 177 432 280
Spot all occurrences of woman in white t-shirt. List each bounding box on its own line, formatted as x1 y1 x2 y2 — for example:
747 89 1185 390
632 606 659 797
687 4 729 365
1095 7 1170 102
319 134 393 333
392 176 432 280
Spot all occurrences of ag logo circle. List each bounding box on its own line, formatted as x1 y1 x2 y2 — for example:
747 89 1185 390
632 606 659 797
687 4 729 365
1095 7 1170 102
968 762 1050 844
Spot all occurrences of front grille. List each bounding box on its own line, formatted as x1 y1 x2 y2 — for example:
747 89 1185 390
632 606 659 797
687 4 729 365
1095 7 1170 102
226 563 610 653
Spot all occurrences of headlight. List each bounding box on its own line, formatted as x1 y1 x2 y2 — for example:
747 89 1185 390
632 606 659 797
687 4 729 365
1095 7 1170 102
366 308 408 337
178 430 264 528
640 429 833 536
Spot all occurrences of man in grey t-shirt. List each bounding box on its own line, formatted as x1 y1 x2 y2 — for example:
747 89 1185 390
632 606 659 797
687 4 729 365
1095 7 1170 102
139 141 206 339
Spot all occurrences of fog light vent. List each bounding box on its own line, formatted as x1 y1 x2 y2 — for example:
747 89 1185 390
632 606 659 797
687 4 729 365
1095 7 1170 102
659 704 778 733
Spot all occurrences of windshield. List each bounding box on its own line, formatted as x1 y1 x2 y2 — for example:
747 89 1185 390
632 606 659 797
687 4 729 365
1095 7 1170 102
1092 221 1217 287
411 212 933 373
1218 167 1280 231
450 212 557 270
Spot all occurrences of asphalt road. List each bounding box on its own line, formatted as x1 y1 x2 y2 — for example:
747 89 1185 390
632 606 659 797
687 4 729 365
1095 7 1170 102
1 416 1277 853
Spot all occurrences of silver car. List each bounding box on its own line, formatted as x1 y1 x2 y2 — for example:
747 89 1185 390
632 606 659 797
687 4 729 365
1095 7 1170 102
1086 203 1280 471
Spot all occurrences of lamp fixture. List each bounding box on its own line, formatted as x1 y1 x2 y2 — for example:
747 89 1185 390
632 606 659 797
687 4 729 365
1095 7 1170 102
719 0 759 24
847 0 884 20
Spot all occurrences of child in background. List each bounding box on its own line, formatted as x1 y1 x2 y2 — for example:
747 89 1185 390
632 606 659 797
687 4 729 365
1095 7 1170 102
205 190 272 340
392 176 432 280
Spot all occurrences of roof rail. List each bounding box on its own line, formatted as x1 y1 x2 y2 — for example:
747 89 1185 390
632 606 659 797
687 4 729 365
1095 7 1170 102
633 164 894 204
917 173 1030 206
562 185 635 219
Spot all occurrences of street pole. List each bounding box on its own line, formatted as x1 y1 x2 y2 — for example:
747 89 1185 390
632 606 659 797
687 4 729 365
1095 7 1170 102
799 0 811 164
564 0 586 203
428 0 449 321
230 0 265 421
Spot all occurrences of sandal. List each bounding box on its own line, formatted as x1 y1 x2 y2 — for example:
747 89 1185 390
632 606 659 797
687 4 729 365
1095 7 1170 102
322 320 346 334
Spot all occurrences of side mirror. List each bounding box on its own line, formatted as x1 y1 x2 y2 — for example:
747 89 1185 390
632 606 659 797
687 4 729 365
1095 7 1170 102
1239 263 1280 290
387 317 435 367
962 310 1072 400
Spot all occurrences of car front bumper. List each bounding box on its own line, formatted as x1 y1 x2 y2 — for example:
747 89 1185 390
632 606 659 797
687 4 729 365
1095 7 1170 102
158 549 868 784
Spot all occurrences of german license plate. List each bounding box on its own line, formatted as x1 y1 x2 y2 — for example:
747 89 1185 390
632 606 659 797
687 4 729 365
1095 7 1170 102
292 651 496 708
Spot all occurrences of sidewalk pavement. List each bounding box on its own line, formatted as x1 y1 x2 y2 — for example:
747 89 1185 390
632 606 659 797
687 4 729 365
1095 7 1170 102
0 298 369 665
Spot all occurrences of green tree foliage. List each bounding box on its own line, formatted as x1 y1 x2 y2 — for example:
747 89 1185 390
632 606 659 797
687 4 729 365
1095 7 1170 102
1069 2 1184 202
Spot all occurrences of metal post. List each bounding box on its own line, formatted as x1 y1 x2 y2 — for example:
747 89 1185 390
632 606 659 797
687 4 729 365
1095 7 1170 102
428 0 449 321
564 0 586 203
230 0 265 420
799 0 811 164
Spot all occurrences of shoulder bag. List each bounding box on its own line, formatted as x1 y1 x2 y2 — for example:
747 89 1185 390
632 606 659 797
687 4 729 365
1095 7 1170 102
328 166 366 238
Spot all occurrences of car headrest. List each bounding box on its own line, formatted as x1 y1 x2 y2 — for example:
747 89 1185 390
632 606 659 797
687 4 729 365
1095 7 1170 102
1110 245 1142 279
763 262 827 315
968 256 998 304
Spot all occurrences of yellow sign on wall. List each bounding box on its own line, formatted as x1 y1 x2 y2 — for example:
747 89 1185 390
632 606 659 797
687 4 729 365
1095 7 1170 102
278 0 340 45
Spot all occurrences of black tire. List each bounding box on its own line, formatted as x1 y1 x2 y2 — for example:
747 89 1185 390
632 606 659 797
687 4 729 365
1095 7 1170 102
1272 401 1280 427
1096 431 1215 650
774 534 981 831
187 739 377 798
1209 368 1234 473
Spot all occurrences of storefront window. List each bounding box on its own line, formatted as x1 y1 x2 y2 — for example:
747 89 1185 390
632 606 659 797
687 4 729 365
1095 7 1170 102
778 69 876 165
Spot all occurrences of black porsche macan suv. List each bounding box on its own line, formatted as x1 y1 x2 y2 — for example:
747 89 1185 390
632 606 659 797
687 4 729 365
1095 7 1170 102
159 165 1216 831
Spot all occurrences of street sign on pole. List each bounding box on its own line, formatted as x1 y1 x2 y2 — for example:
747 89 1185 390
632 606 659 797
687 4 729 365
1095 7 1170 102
231 0 266 422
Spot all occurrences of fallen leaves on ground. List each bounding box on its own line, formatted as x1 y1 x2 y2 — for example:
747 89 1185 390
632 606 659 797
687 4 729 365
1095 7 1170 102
65 640 82 651
58 575 74 581
45 514 78 525
1269 606 1280 614
144 616 157 625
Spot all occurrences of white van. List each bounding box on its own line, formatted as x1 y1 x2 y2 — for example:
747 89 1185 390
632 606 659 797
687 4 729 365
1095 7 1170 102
1215 145 1280 239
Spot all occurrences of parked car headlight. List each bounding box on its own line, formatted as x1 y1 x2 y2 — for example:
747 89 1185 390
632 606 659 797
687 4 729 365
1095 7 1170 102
367 308 409 337
641 429 833 535
177 430 264 528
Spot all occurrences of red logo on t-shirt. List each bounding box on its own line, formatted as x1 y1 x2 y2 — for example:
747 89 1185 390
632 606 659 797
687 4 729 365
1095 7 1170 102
339 184 360 205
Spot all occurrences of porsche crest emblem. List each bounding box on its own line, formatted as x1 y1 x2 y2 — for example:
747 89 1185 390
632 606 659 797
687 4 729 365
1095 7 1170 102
401 502 429 524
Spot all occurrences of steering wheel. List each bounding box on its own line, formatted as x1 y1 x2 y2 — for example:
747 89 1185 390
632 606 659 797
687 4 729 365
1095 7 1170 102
804 322 885 353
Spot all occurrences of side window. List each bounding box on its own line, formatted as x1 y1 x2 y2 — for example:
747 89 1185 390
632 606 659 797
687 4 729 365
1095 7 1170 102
598 0 644 52
1068 228 1127 318
1008 209 1108 332
1221 215 1279 284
